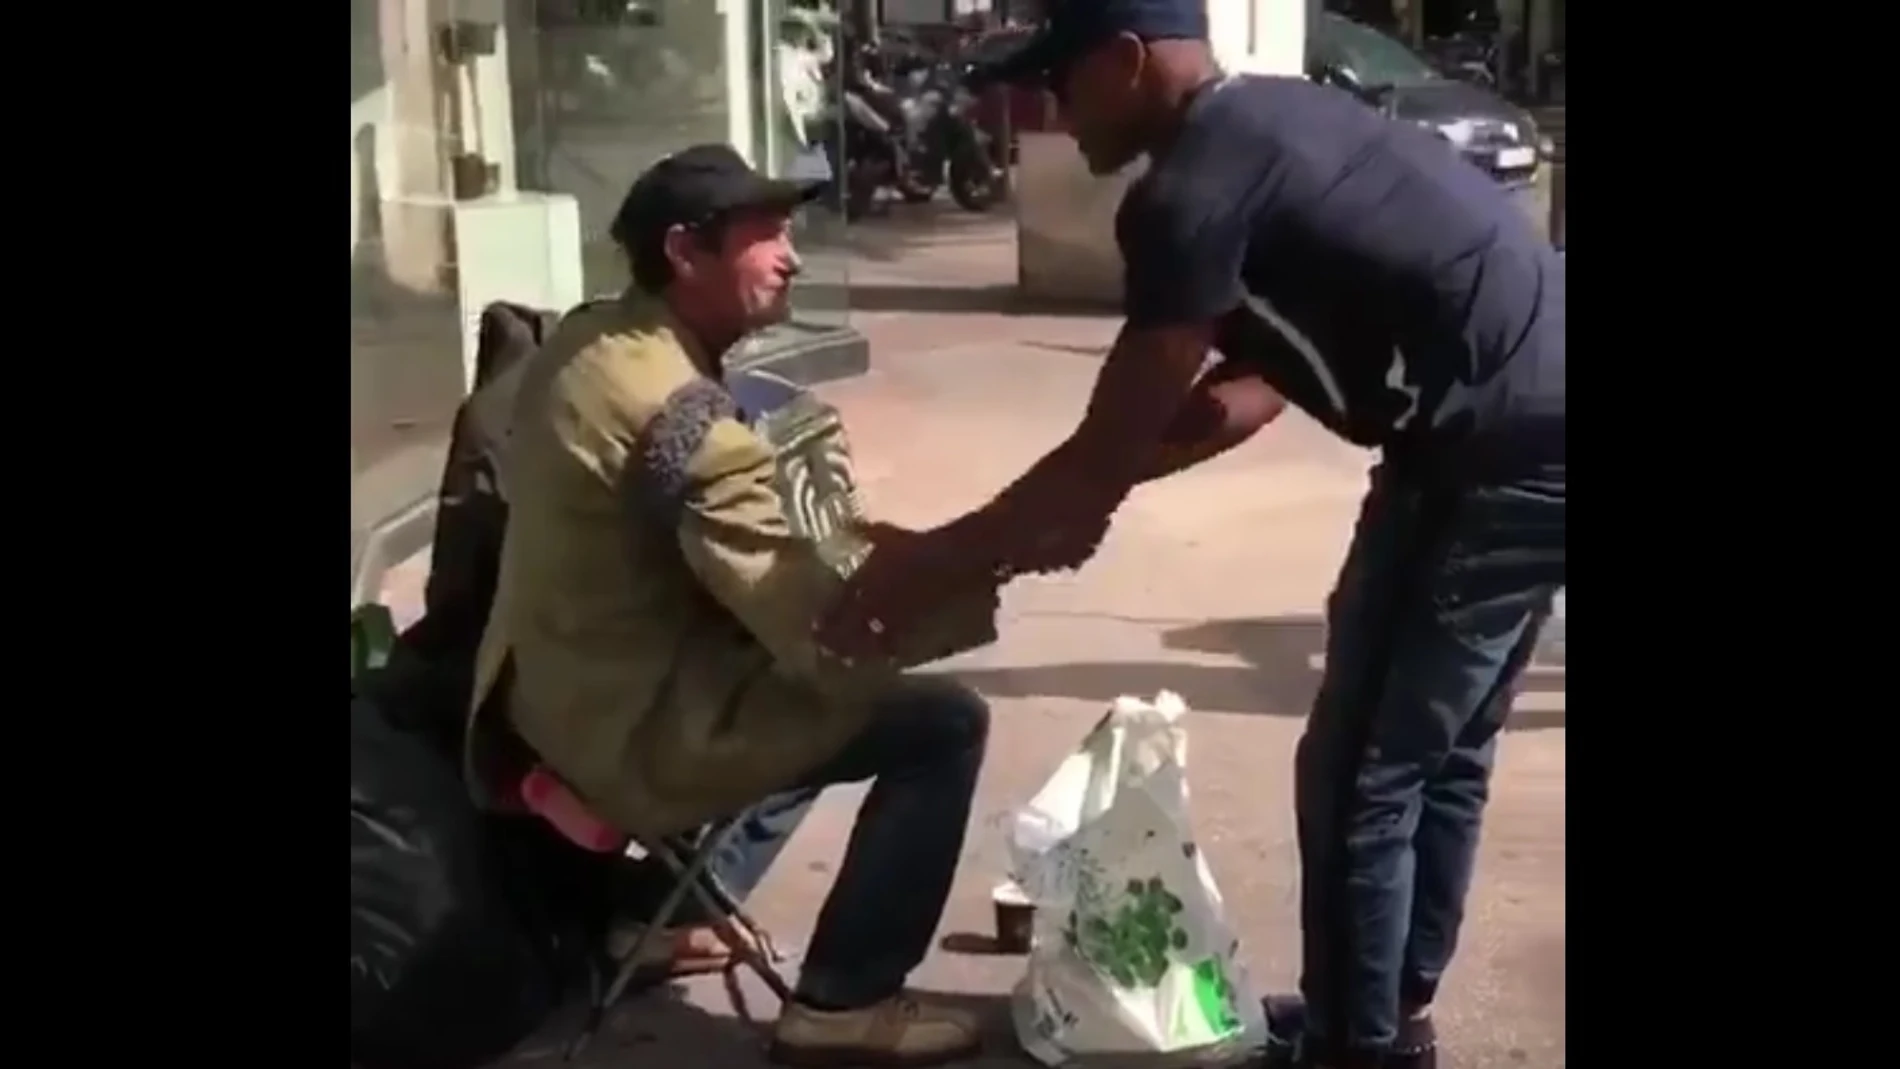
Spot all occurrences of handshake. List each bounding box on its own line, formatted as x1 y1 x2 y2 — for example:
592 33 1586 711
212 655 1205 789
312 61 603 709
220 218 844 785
815 512 1115 662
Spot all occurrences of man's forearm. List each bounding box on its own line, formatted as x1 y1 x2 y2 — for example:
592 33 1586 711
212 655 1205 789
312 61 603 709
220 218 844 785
1138 439 1236 483
909 323 1219 586
929 435 1124 579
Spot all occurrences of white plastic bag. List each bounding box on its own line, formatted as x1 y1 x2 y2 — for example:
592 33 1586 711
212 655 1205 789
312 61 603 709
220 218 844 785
1007 692 1267 1067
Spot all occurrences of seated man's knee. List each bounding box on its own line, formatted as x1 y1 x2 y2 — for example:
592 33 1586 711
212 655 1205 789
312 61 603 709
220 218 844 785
894 676 991 758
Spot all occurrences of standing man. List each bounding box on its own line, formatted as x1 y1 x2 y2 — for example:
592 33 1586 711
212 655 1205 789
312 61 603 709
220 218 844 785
821 3 1565 1068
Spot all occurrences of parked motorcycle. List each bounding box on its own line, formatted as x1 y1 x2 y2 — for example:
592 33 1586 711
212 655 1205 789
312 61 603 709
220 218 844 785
819 66 1003 217
817 93 905 220
903 61 1006 212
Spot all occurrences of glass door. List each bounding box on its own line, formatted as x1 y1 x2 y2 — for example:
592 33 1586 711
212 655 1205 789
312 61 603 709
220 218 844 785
755 0 851 330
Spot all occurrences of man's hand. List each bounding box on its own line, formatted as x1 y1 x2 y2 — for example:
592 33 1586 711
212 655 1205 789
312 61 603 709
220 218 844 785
1014 511 1115 575
817 521 959 660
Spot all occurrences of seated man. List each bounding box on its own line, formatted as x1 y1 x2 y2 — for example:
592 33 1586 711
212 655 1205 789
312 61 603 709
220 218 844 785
464 144 993 1067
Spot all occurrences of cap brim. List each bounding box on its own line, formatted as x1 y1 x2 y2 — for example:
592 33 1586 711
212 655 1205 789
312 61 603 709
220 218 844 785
981 29 1069 88
725 175 829 213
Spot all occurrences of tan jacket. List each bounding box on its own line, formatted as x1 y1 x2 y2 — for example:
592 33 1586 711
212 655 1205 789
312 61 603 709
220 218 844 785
465 292 905 838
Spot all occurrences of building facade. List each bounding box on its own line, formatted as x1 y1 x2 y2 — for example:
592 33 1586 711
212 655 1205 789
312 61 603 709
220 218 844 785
350 0 857 603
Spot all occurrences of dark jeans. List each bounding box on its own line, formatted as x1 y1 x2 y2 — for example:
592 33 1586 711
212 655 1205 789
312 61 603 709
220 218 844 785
619 676 989 1008
793 676 989 1009
1295 461 1564 1059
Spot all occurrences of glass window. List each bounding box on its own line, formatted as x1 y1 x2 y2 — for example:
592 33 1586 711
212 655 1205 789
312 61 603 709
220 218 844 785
350 0 468 589
510 1 735 294
759 0 851 334
351 0 856 598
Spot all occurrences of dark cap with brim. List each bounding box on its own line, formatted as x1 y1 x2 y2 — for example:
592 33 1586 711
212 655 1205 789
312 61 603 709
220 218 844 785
610 143 826 250
987 0 1211 89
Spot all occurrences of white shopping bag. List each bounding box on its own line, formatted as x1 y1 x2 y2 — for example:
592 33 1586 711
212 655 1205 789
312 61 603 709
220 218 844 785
1007 692 1267 1067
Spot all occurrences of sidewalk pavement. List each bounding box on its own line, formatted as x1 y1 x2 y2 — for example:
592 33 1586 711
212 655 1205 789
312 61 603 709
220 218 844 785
384 212 1564 1068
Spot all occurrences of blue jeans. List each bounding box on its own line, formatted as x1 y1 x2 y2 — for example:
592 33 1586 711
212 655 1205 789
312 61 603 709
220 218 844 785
615 791 818 919
1295 461 1565 1060
703 787 822 902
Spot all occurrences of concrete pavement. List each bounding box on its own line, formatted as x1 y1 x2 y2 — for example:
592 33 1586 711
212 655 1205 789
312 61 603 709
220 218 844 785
388 211 1565 1068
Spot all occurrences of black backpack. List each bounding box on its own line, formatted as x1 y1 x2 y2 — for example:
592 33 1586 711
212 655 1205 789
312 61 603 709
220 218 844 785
365 301 554 757
351 302 619 1069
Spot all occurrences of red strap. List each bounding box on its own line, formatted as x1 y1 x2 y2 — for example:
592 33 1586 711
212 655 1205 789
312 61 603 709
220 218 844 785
519 766 629 853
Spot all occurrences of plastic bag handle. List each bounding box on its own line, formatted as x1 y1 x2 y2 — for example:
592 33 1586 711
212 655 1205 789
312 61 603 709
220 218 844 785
1076 709 1126 828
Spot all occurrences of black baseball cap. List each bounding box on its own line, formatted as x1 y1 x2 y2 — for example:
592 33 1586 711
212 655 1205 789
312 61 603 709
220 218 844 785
988 0 1210 90
609 143 827 251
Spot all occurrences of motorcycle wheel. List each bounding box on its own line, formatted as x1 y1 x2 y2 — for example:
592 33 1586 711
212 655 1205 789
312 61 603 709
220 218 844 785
948 151 1004 213
895 156 941 204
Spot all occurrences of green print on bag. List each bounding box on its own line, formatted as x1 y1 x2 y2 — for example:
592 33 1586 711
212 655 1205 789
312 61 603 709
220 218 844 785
1189 957 1244 1038
1064 877 1189 989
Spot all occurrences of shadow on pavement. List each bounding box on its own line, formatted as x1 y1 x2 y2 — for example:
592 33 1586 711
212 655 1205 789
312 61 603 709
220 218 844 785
952 614 1564 731
513 986 1030 1068
505 984 763 1068
940 931 1025 957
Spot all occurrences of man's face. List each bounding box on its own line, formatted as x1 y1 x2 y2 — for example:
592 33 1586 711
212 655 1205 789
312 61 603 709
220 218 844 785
1054 34 1151 176
672 207 802 332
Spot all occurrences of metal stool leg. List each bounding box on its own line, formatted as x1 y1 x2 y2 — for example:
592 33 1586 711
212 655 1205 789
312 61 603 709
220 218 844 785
563 828 729 1060
670 850 794 1003
563 818 793 1058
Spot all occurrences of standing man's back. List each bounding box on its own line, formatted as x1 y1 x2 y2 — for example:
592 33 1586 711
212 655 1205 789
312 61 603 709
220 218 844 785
1122 74 1561 468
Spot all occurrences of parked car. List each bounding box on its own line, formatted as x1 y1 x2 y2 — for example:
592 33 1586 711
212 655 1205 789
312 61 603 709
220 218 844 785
1308 12 1542 188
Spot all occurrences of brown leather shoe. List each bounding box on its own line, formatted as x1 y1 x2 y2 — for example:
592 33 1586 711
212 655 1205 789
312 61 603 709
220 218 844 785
768 993 982 1067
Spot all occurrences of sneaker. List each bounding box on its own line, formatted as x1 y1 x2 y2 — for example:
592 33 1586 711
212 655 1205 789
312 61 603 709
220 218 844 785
1385 1012 1437 1069
768 992 982 1067
1260 994 1434 1069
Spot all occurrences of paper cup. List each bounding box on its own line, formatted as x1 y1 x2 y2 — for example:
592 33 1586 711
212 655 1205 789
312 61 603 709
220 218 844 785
992 880 1034 955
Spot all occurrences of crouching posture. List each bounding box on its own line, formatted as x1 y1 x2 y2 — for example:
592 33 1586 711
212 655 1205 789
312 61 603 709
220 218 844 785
465 145 994 1067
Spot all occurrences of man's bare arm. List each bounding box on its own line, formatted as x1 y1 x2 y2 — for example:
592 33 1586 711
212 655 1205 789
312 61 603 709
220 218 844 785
926 321 1218 580
1137 365 1286 483
819 180 1256 646
987 366 1288 575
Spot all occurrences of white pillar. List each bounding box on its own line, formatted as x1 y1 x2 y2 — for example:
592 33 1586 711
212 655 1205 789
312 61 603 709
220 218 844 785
1208 0 1306 78
721 0 758 167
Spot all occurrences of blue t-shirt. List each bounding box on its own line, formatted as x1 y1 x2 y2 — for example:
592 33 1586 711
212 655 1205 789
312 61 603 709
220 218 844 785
1117 75 1564 471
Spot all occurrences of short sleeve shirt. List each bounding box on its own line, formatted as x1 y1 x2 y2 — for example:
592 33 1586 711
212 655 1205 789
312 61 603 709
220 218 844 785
1116 75 1563 466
